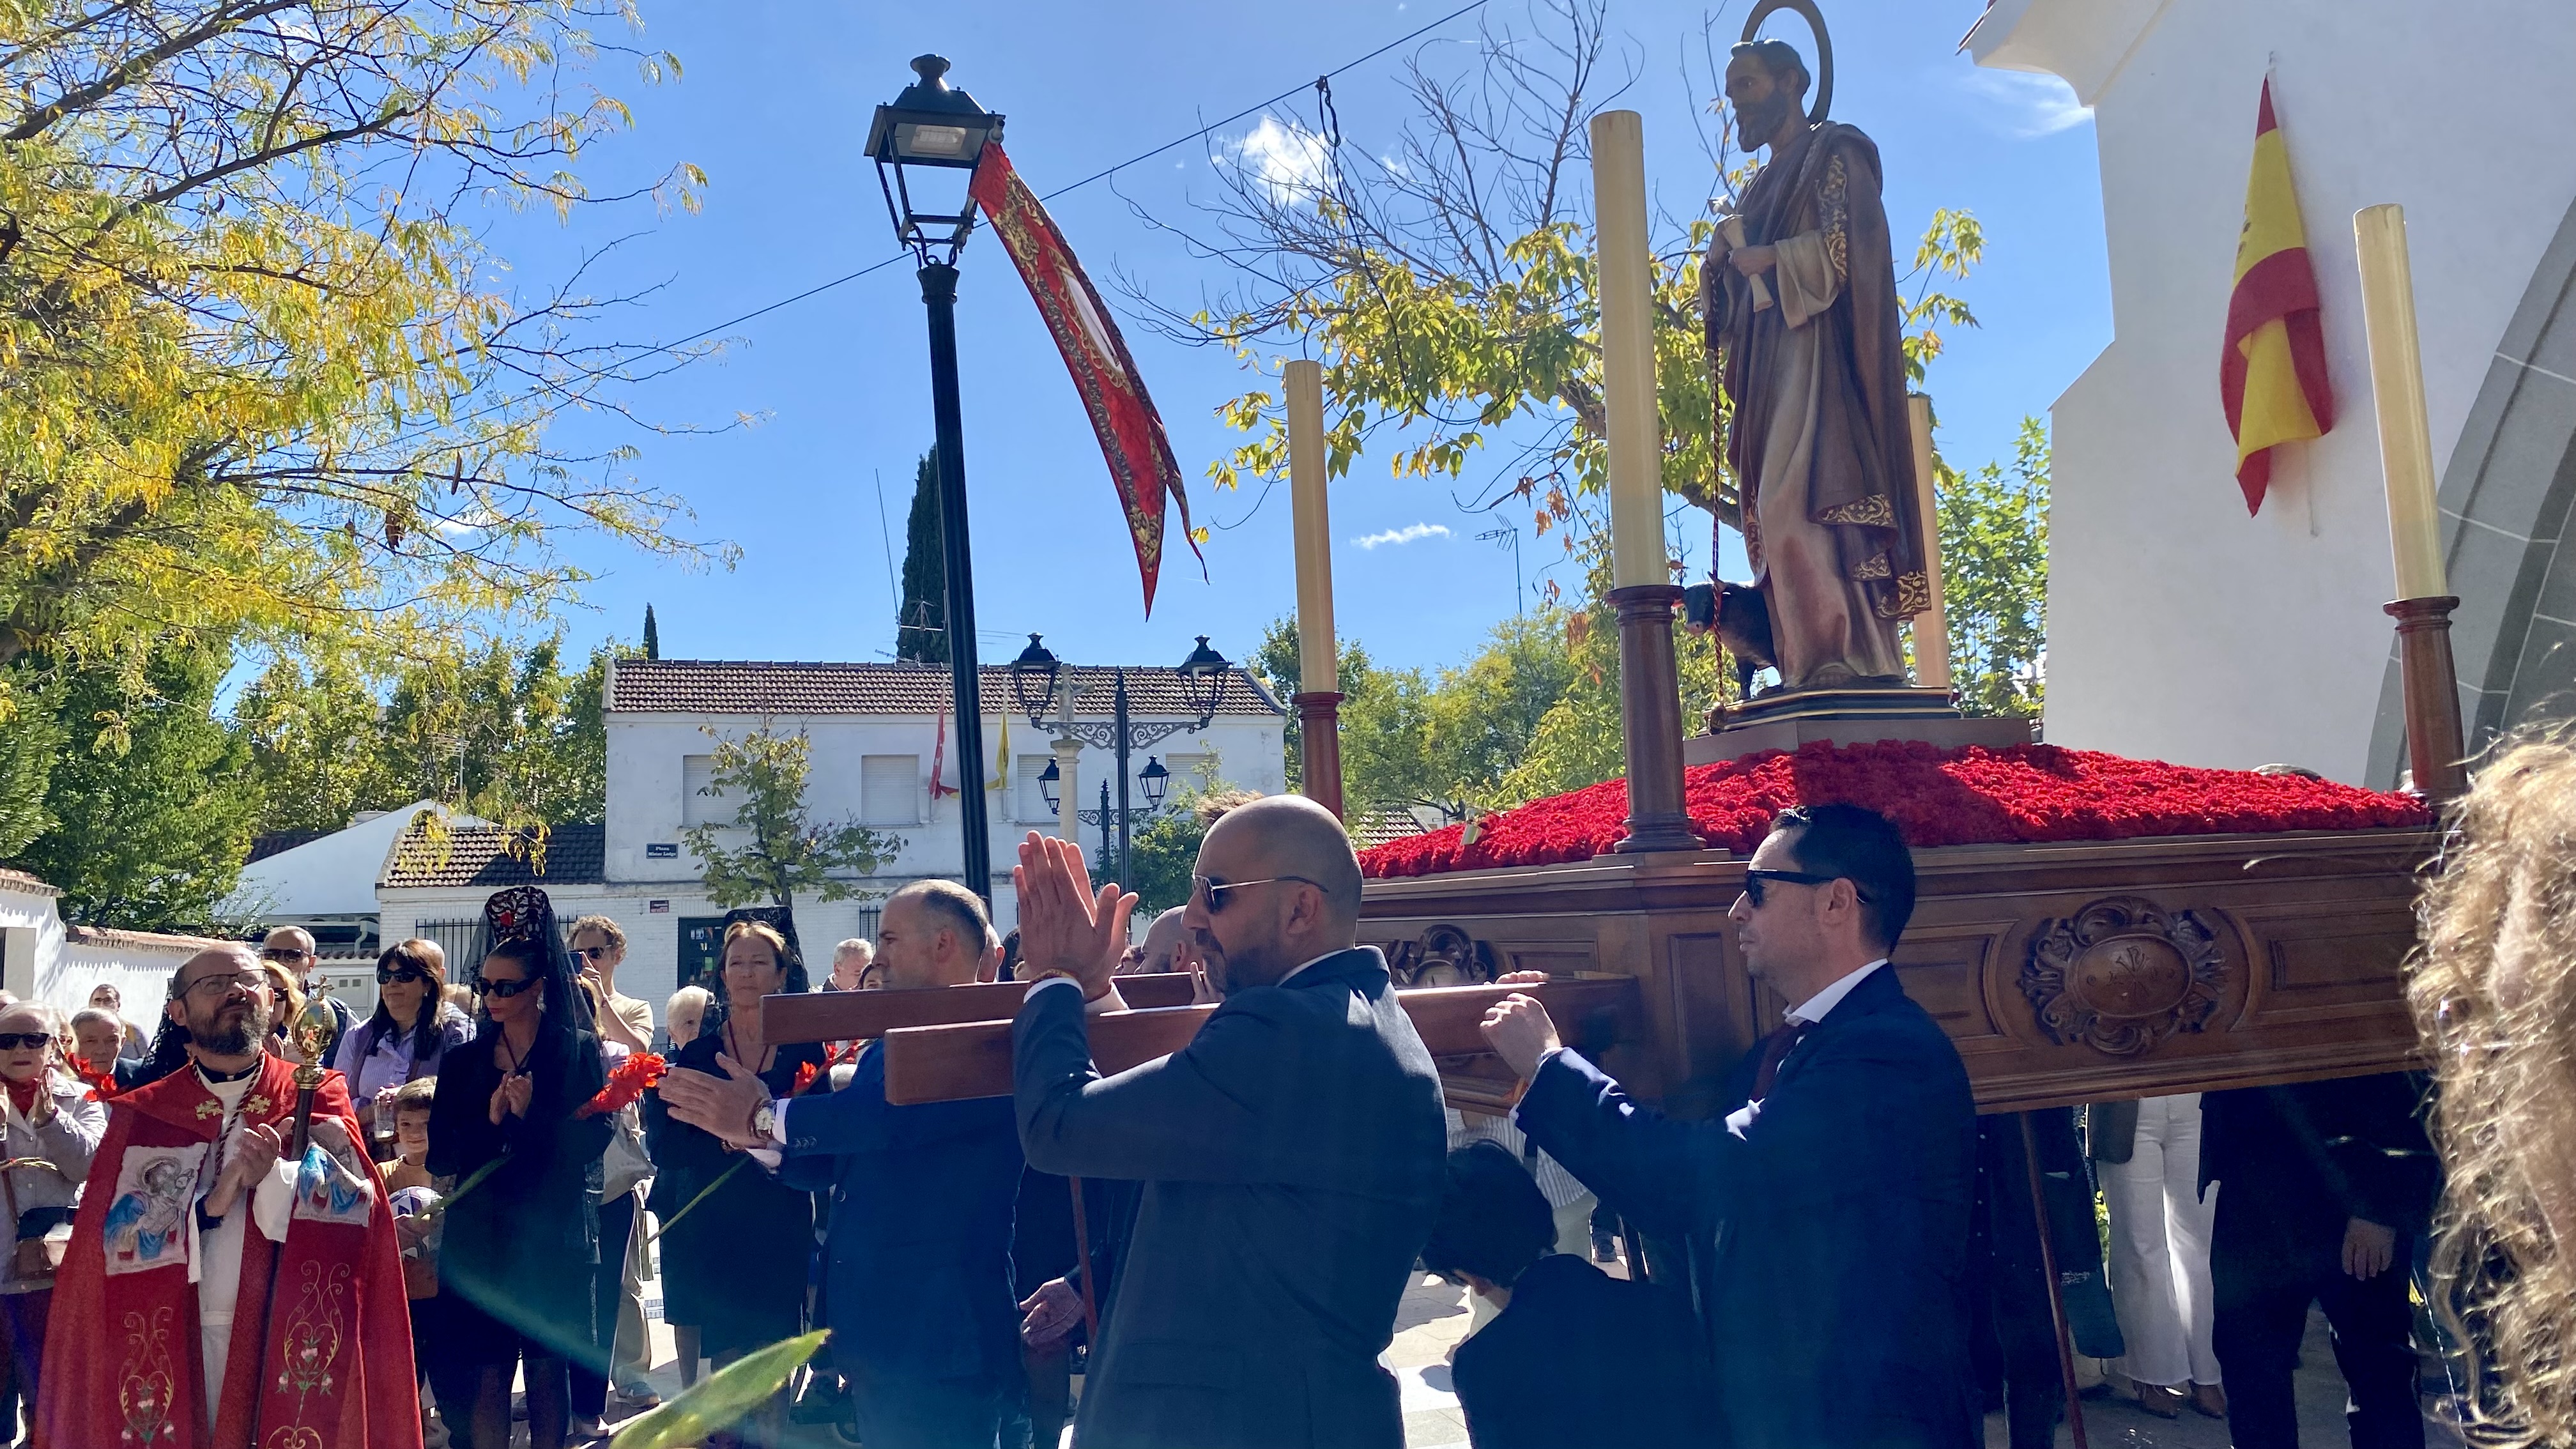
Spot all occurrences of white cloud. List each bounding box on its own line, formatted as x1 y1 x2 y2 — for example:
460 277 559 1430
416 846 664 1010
1958 68 2090 138
1353 522 1453 549
1227 115 1334 202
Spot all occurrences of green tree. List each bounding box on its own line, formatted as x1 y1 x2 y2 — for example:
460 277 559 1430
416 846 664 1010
1935 417 2050 717
10 646 259 928
643 605 662 661
680 723 899 916
0 0 724 720
896 452 947 664
236 634 620 833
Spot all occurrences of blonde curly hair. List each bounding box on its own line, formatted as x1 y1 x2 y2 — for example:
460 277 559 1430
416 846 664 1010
2413 734 2576 1443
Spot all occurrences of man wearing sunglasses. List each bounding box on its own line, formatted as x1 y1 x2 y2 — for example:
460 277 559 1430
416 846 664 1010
1009 795 1447 1449
257 926 353 1067
1480 803 1978 1449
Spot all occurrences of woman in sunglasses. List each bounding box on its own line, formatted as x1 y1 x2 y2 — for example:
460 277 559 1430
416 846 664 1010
427 888 610 1449
0 1001 102 1422
332 940 473 1162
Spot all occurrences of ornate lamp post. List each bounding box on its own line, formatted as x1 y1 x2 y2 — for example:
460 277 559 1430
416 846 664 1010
1011 632 1235 882
869 55 1007 899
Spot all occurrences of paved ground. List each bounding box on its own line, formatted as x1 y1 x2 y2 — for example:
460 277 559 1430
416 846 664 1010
447 1254 2469 1448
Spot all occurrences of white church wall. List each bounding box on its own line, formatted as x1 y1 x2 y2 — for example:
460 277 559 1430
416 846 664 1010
1976 0 2576 779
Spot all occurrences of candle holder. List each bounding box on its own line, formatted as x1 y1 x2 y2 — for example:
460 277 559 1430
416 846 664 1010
1609 583 1701 854
1292 691 1346 820
2385 596 2467 802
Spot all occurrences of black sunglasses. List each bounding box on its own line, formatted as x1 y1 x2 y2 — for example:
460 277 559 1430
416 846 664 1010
378 965 433 986
0 1033 49 1051
1190 873 1323 913
478 976 539 999
1741 868 1872 909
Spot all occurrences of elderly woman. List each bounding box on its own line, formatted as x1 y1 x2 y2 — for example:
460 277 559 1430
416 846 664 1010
0 1002 104 1420
643 922 822 1431
333 940 473 1160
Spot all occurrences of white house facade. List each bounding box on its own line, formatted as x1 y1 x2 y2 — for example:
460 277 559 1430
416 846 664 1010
1970 0 2576 782
0 868 228 1032
379 657 1287 1015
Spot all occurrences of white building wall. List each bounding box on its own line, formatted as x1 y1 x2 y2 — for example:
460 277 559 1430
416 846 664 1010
1974 0 2576 780
604 712 1285 889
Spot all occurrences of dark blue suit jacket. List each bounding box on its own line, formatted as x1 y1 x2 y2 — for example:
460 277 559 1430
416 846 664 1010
1515 963 1978 1449
778 1041 1025 1386
1013 947 1448 1449
1448 1253 1711 1449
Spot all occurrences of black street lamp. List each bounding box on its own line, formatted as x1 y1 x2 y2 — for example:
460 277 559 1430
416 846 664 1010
1055 636 1238 883
1037 755 1062 816
869 55 1006 900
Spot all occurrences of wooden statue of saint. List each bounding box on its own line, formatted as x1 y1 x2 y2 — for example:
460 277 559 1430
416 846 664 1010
1704 31 1932 693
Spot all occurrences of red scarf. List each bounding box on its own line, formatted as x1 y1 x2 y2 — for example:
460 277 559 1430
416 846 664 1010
2 1075 40 1119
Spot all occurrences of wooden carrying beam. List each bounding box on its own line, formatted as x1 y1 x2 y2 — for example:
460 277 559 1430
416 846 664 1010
880 976 1644 1107
762 974 1200 1045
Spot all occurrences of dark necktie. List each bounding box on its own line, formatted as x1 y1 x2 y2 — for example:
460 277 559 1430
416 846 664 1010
1749 1020 1813 1100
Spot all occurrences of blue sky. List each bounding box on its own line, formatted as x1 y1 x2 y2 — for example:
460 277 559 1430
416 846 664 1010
492 0 2105 678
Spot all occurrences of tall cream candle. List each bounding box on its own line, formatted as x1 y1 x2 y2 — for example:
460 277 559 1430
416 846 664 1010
2354 204 2447 599
1285 358 1338 692
1590 110 1666 592
1906 394 1951 691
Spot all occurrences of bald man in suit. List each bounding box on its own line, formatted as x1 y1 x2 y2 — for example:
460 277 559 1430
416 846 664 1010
1009 799 1448 1449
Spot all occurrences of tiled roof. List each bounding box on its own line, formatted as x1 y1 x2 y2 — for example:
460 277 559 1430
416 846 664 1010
1349 809 1430 849
379 820 606 891
0 868 59 897
63 924 228 953
608 659 1284 721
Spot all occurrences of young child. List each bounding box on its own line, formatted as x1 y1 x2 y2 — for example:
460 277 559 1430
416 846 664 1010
379 1077 437 1194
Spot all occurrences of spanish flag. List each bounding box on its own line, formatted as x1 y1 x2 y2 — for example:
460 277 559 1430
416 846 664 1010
2220 78 2334 515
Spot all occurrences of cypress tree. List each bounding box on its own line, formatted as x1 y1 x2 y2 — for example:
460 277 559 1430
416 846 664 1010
895 450 948 664
641 603 660 660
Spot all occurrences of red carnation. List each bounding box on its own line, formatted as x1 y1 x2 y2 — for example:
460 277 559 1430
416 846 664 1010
577 1052 666 1119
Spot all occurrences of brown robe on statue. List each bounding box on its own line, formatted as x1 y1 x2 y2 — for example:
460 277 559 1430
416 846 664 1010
1705 121 1931 691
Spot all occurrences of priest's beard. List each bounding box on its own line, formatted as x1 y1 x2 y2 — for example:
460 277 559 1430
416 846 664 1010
186 995 270 1057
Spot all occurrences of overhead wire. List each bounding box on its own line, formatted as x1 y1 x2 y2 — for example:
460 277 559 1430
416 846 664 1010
402 0 1495 454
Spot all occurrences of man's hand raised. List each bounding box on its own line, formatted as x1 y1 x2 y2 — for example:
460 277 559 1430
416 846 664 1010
1480 994 1563 1080
1013 832 1135 1002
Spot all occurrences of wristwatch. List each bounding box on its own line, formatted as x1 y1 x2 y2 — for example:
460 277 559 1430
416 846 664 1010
748 1099 777 1144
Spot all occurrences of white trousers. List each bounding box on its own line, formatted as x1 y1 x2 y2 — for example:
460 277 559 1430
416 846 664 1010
2103 1092 2221 1388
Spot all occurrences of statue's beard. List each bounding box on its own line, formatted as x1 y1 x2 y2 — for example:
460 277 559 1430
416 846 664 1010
1737 94 1798 153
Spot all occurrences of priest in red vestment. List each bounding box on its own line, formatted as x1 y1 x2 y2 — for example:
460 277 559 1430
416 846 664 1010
33 943 419 1449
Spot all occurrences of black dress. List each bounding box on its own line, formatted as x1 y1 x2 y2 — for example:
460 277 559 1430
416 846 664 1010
643 1027 824 1358
427 1022 612 1367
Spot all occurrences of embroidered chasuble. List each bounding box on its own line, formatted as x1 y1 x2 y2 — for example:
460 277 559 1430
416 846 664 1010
33 1053 420 1449
1703 120 1933 691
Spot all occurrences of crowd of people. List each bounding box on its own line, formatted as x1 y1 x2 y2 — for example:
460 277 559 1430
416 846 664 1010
0 737 2566 1448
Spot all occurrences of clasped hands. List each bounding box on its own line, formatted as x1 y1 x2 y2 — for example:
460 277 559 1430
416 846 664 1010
486 1071 533 1126
1012 832 1137 1004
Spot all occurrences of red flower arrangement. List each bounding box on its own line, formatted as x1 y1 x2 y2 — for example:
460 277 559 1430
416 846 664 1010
576 1052 666 1119
1358 740 2434 879
790 1059 820 1097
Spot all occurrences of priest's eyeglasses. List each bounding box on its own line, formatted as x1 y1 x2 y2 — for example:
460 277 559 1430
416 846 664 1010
1741 869 1871 908
1191 873 1324 912
178 971 266 1000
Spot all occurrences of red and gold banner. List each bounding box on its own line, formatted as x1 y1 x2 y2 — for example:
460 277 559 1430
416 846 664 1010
970 143 1200 613
2220 78 2334 516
